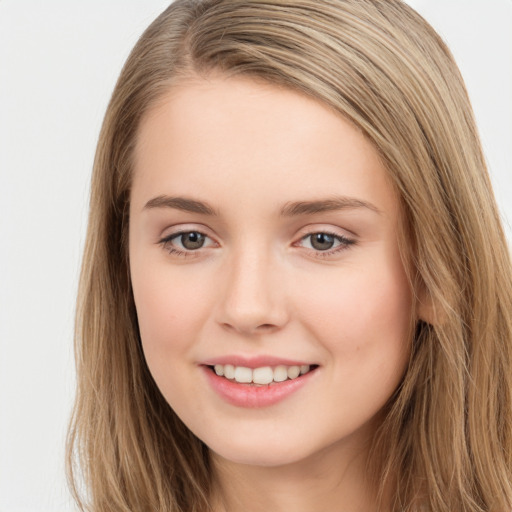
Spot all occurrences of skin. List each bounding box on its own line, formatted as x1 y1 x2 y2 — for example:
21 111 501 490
129 75 415 512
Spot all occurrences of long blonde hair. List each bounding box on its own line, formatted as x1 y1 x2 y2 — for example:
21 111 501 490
67 1 512 510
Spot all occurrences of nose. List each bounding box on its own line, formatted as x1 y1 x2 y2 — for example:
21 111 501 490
217 247 289 336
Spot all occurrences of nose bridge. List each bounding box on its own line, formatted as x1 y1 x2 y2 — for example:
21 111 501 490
218 241 287 334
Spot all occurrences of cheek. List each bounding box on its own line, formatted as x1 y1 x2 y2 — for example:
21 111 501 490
301 270 412 425
130 262 221 417
295 260 413 377
131 262 213 368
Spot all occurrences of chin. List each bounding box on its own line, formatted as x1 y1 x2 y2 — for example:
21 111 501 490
206 433 312 468
211 446 307 469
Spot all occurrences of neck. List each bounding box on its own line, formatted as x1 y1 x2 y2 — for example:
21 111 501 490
210 435 387 512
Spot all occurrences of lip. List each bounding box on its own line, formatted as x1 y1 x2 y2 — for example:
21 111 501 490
202 355 313 369
201 363 318 408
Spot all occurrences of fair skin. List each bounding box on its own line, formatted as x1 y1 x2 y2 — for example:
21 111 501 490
129 75 414 512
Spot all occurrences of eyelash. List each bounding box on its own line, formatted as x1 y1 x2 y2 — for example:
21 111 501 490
158 231 214 258
158 230 356 258
297 231 356 258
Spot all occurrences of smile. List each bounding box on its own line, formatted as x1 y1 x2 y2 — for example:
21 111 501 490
211 364 313 385
203 363 319 408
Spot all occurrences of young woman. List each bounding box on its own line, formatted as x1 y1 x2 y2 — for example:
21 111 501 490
66 1 512 511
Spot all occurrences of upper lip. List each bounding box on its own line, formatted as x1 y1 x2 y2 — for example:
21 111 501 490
202 355 315 369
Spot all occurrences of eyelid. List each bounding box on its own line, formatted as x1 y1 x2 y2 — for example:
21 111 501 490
295 223 359 239
157 224 219 257
294 223 357 241
160 230 216 246
293 225 357 257
158 223 218 242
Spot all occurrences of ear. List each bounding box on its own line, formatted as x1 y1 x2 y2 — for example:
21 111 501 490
416 283 439 325
417 295 436 325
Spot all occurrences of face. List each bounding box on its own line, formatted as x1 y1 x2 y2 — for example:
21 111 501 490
129 76 413 468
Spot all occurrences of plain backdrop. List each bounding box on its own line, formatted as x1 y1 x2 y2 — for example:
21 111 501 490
0 1 511 511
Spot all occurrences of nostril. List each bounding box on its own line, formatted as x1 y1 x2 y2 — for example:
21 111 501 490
221 321 279 335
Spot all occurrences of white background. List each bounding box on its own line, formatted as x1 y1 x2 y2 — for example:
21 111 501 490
0 1 511 511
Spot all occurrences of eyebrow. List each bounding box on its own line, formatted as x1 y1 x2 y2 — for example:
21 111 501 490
143 194 380 216
280 196 381 216
143 195 218 215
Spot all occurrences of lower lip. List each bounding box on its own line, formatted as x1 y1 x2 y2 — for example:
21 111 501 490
202 366 317 408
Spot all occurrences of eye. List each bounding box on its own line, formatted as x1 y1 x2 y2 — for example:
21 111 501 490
298 231 355 255
174 231 206 250
158 230 216 256
308 233 337 251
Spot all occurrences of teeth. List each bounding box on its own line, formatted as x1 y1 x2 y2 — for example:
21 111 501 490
253 366 274 385
273 365 288 382
287 366 301 379
224 364 235 380
234 366 252 383
212 364 312 384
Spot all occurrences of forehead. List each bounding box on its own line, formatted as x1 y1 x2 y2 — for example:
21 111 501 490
131 75 399 220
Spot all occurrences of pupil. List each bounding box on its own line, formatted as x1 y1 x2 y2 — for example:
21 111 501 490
311 233 334 251
182 232 205 250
